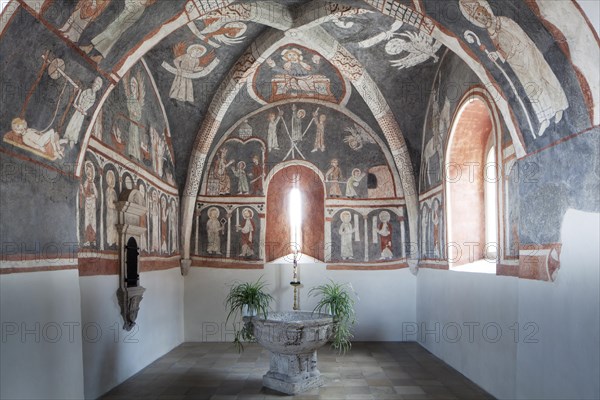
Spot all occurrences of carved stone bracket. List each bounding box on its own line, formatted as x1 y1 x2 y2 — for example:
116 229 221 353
115 188 147 331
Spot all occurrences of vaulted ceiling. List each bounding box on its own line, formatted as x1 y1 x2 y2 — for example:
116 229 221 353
2 0 597 192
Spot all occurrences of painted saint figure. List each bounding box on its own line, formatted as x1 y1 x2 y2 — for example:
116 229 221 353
237 208 255 257
311 110 326 152
63 77 103 148
459 0 569 137
124 70 145 161
59 0 111 43
267 109 283 150
291 104 306 143
105 170 118 247
150 190 160 253
81 0 157 62
150 127 166 177
325 158 343 197
161 197 168 253
432 200 441 259
162 43 218 103
231 161 249 194
206 207 225 254
80 162 98 246
249 155 264 195
376 211 393 260
346 168 366 198
210 147 234 195
339 211 355 260
138 183 148 252
168 199 177 254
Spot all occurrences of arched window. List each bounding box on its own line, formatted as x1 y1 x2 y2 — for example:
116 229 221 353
445 96 497 273
266 165 324 261
289 186 302 250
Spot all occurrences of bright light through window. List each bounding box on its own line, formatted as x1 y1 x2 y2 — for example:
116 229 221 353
485 146 498 258
289 187 302 250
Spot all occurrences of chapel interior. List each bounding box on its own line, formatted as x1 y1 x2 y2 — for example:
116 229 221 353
0 1 599 399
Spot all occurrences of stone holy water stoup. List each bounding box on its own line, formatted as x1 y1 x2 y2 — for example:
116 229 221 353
243 311 333 395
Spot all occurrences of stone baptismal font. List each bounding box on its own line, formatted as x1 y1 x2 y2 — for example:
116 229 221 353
243 311 334 394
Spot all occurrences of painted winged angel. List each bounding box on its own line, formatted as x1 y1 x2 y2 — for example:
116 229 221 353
162 43 219 103
357 21 441 69
385 31 442 69
343 124 376 151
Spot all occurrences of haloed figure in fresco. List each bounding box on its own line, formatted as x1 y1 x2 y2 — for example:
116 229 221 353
5 118 67 160
346 168 366 198
124 70 145 161
459 0 568 137
339 211 356 260
237 208 255 257
266 109 283 151
80 161 98 246
249 155 264 196
105 170 118 247
376 211 393 260
325 158 343 197
206 207 225 255
231 161 249 194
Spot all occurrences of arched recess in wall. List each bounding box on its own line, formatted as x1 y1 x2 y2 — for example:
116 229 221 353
265 164 325 262
445 90 501 270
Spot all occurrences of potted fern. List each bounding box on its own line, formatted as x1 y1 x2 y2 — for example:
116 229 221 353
224 277 274 352
309 280 357 354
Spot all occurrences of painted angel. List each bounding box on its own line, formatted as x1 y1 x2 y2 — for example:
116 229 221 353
343 124 376 151
162 42 219 103
123 68 145 161
385 31 442 70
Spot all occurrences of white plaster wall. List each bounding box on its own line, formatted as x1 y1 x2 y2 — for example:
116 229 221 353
184 262 416 342
79 267 184 399
0 269 85 400
416 269 519 399
417 209 600 400
516 209 600 400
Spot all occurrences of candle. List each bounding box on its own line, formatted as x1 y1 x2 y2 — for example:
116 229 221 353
236 207 240 226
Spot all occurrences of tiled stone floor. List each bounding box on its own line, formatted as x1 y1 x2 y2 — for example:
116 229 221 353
101 342 495 400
